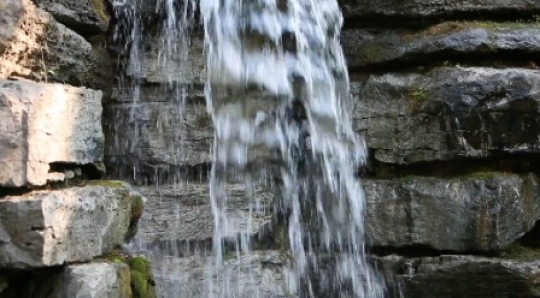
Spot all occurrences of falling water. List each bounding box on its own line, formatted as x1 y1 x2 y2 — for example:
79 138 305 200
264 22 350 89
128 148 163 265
202 0 385 297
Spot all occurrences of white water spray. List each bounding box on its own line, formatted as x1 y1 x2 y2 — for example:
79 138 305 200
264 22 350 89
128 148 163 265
201 0 385 296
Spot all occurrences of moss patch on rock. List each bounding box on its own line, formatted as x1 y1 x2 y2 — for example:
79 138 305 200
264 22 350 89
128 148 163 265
99 252 156 298
90 0 109 23
497 243 540 259
88 180 124 188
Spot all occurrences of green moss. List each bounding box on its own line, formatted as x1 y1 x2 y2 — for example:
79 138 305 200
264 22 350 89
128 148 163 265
362 43 386 63
90 0 109 22
102 252 125 263
131 271 149 297
87 180 124 188
402 21 540 42
462 172 499 180
128 256 156 298
131 195 144 222
497 243 540 259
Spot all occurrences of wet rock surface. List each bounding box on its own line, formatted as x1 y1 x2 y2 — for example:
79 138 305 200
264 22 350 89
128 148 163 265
151 251 288 298
376 254 540 298
132 179 273 249
0 0 112 91
0 80 104 187
364 173 540 251
354 67 540 164
0 182 138 268
103 98 212 177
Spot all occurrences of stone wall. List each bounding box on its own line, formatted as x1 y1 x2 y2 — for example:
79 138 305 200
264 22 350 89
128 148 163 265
2 0 531 297
0 0 153 297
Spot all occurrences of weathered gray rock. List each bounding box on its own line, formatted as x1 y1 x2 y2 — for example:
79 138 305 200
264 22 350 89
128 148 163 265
0 0 24 55
33 0 110 34
376 254 540 298
339 0 540 18
363 173 540 251
127 33 206 85
0 182 140 268
0 0 112 91
103 99 212 174
151 251 288 298
133 179 273 247
343 22 540 68
354 67 540 164
0 80 104 187
52 262 132 298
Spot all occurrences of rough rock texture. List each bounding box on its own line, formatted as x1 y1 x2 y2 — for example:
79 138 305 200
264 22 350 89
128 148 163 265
0 182 139 268
133 180 273 247
343 22 540 68
151 251 288 298
52 262 132 298
104 99 212 176
0 0 112 91
127 33 206 85
339 0 540 18
0 0 24 55
354 67 540 164
33 0 110 34
363 173 540 251
0 80 104 187
376 254 540 298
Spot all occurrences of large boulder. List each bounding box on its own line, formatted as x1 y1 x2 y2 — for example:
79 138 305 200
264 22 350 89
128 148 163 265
376 254 540 298
33 0 110 34
0 0 112 91
354 67 540 164
0 80 104 187
0 182 140 268
342 22 540 68
363 173 540 251
339 0 540 18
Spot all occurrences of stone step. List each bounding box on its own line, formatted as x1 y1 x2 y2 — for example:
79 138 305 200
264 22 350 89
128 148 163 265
342 22 540 69
364 173 540 252
353 67 540 164
0 182 141 268
0 80 104 187
376 254 540 298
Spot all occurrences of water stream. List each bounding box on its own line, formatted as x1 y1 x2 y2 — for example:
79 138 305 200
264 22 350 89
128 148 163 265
111 0 385 296
202 0 384 297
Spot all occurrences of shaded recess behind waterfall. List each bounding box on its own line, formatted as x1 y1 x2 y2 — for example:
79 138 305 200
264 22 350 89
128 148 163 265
106 0 201 185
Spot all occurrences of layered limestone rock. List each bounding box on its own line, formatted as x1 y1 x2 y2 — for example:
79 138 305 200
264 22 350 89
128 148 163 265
152 251 287 298
376 254 540 298
103 98 212 177
354 67 540 164
343 22 540 68
0 0 112 91
34 0 111 34
364 173 540 251
133 179 273 250
339 0 540 18
0 182 140 268
0 80 104 187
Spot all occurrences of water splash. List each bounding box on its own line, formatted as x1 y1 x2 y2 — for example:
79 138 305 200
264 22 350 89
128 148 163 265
201 0 385 297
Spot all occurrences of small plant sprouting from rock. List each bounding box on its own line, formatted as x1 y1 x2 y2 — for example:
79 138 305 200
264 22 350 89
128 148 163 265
407 88 428 111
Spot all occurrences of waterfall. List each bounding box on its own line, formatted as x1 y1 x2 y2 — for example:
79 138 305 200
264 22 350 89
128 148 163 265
201 0 385 296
